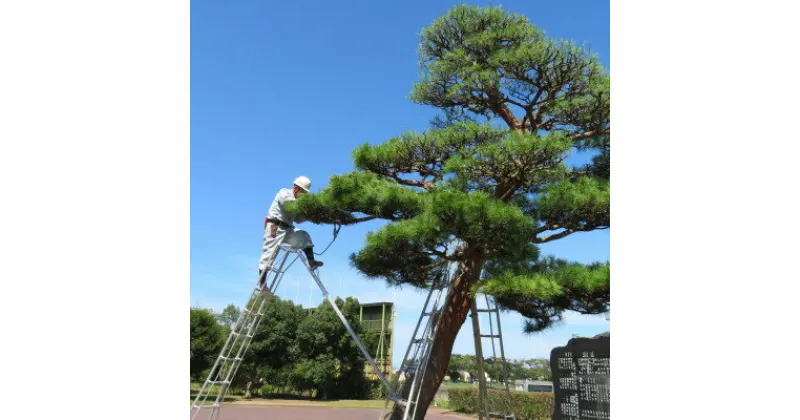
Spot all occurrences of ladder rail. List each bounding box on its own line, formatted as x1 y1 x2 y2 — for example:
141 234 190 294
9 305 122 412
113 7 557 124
192 286 264 412
471 293 517 420
402 291 443 419
485 294 497 359
396 282 438 377
268 250 297 291
387 243 461 420
219 284 281 395
380 283 441 420
303 252 396 394
380 263 457 420
220 291 273 403
491 296 513 396
191 288 266 420
471 300 490 420
191 245 309 420
406 279 452 420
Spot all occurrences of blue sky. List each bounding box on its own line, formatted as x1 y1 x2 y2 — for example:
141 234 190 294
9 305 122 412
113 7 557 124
191 0 610 368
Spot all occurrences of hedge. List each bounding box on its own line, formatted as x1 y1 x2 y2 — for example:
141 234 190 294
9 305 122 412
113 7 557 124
448 388 554 420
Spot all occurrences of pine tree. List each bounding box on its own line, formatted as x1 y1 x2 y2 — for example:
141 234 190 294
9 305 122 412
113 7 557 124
290 6 609 418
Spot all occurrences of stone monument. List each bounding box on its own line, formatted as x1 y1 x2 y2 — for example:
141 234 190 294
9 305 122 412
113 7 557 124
549 332 610 420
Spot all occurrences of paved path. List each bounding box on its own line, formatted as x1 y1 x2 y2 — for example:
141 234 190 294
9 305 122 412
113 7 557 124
208 405 473 420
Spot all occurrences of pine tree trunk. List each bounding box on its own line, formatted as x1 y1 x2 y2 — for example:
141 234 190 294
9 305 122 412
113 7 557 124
390 251 484 420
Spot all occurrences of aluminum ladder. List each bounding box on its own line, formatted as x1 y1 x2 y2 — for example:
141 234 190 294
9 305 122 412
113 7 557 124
380 263 456 420
471 293 516 420
190 244 395 420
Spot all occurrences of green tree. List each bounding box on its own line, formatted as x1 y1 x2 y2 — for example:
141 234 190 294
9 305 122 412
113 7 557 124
251 297 305 369
190 308 226 381
291 6 609 418
295 297 376 399
522 358 552 381
507 358 526 381
483 356 513 384
236 297 305 396
446 353 477 381
217 304 241 328
290 355 338 398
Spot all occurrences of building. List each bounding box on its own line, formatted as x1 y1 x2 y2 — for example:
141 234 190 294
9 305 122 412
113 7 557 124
513 379 554 393
359 302 394 380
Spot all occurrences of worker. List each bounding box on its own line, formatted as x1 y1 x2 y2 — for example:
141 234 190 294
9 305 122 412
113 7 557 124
258 176 323 285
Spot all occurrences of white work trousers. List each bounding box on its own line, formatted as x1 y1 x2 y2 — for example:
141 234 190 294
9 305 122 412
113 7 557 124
258 224 313 273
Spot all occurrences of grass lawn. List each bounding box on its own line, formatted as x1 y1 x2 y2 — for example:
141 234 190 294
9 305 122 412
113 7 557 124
191 396 387 409
189 381 479 409
190 391 237 404
190 383 386 409
229 399 387 408
440 381 478 389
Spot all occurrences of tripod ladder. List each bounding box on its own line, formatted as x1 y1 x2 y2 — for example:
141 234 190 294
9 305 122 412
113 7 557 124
190 244 394 420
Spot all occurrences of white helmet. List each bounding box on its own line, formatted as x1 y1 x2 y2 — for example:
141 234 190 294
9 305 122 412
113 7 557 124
293 176 311 192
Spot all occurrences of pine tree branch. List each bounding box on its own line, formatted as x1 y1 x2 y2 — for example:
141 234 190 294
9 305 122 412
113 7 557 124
383 171 435 190
497 180 522 201
490 100 522 132
570 129 607 141
341 215 377 225
418 258 449 271
504 97 527 110
521 88 546 132
535 224 561 234
534 225 608 243
422 249 448 259
567 168 592 180
535 229 574 243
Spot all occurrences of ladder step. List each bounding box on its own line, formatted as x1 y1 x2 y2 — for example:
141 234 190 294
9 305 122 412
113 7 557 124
207 380 231 385
412 338 432 344
218 356 243 362
257 267 282 281
480 334 501 338
475 309 497 313
243 310 264 317
232 332 254 339
388 397 408 406
191 403 220 409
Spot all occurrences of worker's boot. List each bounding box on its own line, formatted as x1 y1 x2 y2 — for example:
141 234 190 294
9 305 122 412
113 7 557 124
258 269 268 288
303 248 324 270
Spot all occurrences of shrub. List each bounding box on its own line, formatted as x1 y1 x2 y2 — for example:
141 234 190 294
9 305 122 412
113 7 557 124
369 379 389 400
447 388 554 420
512 392 555 420
449 388 477 413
